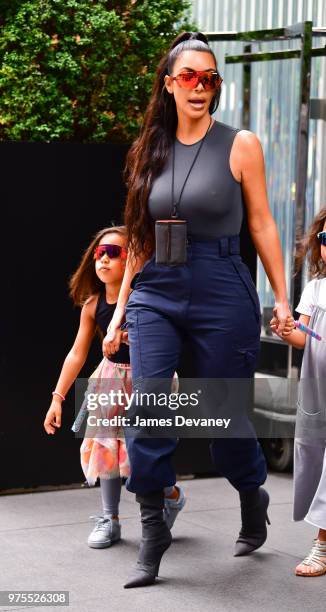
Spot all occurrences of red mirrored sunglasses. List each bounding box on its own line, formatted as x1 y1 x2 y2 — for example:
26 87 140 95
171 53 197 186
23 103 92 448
170 70 223 91
94 244 127 260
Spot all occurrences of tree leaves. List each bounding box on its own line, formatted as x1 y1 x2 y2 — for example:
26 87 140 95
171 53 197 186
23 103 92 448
0 0 196 142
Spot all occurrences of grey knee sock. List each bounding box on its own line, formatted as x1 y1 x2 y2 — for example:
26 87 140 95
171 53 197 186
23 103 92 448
100 477 122 518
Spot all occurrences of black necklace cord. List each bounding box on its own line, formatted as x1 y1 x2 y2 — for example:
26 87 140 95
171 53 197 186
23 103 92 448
171 116 213 219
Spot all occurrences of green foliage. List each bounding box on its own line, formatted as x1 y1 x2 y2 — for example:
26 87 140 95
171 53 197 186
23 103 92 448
0 0 196 142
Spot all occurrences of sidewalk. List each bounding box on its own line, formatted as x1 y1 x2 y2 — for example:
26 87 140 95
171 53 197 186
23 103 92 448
1 474 325 612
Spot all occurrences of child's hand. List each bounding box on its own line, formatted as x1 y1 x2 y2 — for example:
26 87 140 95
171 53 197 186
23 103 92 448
44 399 62 435
282 315 295 336
270 314 295 339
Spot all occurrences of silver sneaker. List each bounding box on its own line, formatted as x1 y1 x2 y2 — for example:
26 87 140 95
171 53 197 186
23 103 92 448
163 486 186 529
87 515 121 549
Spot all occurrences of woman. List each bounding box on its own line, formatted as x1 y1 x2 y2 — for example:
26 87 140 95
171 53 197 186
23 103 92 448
103 31 291 588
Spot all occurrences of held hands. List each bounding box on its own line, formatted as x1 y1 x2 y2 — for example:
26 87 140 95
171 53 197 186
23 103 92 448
102 326 129 358
270 313 295 339
102 305 128 358
44 398 62 435
271 301 293 336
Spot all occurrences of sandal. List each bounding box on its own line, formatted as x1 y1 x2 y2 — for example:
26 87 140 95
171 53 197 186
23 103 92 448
295 539 326 577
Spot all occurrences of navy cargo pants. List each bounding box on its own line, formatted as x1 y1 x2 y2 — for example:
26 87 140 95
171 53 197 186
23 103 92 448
124 235 267 495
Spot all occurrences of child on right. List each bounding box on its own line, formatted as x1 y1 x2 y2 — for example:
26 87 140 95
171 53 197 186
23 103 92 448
270 206 326 577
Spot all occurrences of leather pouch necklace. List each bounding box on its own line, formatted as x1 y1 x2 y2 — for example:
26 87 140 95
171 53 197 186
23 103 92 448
155 117 212 266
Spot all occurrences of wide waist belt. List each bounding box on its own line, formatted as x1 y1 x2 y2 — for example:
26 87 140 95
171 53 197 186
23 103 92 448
186 234 240 256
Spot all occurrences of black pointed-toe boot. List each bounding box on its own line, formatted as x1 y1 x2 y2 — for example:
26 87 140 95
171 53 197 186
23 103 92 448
124 490 172 588
234 487 270 557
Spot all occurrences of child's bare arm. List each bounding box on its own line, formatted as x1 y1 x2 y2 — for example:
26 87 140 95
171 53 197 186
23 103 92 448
54 296 97 394
44 296 97 434
270 313 310 350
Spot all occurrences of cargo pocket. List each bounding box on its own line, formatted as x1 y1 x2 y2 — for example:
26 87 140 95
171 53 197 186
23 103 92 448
232 344 260 378
237 347 259 369
230 255 261 325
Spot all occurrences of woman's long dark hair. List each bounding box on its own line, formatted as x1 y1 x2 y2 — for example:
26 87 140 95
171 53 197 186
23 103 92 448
123 31 222 263
294 206 326 278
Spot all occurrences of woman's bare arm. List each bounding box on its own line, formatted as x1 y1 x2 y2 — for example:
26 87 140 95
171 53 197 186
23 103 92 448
231 130 291 333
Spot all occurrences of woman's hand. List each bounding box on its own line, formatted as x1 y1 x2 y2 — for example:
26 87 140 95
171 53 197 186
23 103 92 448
271 300 292 335
44 399 62 434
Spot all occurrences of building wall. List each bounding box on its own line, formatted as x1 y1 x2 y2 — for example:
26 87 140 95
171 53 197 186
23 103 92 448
191 0 326 309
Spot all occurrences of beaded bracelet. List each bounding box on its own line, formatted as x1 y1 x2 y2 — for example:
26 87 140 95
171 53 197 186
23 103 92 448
52 391 66 401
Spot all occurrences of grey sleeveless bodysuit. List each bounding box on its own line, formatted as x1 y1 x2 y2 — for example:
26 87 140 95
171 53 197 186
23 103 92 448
148 120 244 238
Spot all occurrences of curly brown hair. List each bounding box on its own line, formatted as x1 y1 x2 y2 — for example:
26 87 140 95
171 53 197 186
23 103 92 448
123 31 222 264
68 226 127 306
294 206 326 278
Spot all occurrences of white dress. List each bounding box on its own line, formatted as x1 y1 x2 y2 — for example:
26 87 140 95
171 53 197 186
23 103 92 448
293 276 326 529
